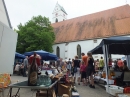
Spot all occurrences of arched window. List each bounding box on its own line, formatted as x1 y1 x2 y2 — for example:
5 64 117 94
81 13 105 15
55 18 58 23
77 44 81 59
56 46 60 58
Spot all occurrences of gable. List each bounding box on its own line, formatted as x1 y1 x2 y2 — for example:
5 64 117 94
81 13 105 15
52 4 130 44
0 0 12 28
52 3 67 15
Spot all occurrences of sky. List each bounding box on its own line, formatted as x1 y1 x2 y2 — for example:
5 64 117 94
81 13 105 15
4 0 130 29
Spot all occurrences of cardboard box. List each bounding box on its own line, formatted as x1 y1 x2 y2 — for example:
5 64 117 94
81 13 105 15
58 84 71 97
36 89 56 97
36 93 51 97
62 94 69 97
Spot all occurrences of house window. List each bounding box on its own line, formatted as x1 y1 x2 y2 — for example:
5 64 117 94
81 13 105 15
77 44 81 59
93 39 97 43
56 46 60 58
55 18 58 23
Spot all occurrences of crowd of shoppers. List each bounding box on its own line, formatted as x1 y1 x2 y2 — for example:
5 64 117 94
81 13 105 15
55 52 95 88
14 51 130 89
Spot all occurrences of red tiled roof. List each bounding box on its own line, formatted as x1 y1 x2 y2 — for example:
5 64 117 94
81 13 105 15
52 4 130 43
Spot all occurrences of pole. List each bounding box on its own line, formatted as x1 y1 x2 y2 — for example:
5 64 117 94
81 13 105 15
102 45 110 96
126 55 130 69
102 45 109 88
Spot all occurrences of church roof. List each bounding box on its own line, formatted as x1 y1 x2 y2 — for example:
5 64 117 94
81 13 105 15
52 4 130 44
58 4 67 15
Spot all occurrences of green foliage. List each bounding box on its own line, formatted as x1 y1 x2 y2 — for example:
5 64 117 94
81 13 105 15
16 15 55 53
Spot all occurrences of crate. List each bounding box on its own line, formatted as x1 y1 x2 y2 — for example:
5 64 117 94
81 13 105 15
105 85 124 96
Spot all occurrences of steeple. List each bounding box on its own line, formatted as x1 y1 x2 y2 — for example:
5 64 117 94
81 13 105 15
52 2 67 23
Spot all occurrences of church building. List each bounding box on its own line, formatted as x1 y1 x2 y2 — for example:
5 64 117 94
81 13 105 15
51 3 130 60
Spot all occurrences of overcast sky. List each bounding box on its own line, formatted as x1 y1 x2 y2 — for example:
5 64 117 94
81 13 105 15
4 0 130 29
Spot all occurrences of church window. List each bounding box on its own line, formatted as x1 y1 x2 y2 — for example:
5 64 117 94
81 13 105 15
55 18 58 23
77 44 81 59
56 46 60 58
55 13 58 16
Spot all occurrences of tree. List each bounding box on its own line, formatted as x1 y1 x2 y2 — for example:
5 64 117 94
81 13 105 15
16 15 55 54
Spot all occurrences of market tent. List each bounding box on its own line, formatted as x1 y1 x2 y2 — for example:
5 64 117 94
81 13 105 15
15 52 26 59
48 53 58 60
89 36 130 55
89 36 130 86
24 50 57 60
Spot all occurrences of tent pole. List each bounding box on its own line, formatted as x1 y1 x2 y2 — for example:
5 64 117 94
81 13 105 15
126 55 130 69
102 45 109 86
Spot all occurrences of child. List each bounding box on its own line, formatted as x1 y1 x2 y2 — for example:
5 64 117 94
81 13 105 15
66 61 71 76
65 69 71 83
80 61 86 85
71 63 74 77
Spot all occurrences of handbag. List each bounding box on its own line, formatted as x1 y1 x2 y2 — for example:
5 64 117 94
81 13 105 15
74 67 77 73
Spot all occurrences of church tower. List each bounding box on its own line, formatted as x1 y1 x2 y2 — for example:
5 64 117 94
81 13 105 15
52 2 67 23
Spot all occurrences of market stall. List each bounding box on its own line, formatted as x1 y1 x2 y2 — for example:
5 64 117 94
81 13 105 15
89 36 130 96
9 52 76 97
15 52 25 59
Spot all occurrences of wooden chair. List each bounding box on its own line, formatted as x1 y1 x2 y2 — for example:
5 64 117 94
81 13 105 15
0 73 11 97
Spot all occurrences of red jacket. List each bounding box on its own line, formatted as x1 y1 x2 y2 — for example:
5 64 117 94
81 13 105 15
29 54 41 66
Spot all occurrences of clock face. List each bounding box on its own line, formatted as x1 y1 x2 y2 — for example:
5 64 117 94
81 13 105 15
55 13 58 17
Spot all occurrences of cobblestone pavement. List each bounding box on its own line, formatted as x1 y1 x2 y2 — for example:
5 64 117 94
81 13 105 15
2 76 112 97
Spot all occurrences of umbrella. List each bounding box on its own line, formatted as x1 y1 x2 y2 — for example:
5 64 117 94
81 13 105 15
15 52 26 59
24 50 57 60
48 53 58 60
24 50 49 56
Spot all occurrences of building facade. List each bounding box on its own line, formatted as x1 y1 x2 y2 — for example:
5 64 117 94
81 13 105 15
0 0 18 74
52 4 130 60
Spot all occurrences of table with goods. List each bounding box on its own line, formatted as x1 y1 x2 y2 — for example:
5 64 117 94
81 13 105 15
9 67 79 97
94 67 130 96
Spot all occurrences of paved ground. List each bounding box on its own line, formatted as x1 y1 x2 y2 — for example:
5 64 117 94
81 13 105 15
2 76 112 97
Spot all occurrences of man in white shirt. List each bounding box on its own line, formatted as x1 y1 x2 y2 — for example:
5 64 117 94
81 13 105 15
14 63 20 75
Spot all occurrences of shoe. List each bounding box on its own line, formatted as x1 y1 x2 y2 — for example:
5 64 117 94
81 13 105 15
89 84 92 87
91 85 95 88
78 83 80 85
89 85 95 89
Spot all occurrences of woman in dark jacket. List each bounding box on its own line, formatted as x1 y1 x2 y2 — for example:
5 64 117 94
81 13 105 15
86 52 95 88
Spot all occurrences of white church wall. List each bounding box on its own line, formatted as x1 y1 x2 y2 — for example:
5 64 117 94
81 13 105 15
0 21 18 74
67 39 103 60
53 43 66 59
53 39 103 60
0 0 9 27
53 35 130 61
